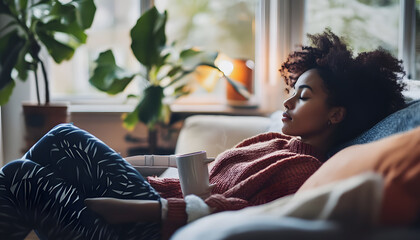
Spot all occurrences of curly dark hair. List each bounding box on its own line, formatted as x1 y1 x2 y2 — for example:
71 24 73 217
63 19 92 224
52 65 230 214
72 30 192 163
279 29 407 145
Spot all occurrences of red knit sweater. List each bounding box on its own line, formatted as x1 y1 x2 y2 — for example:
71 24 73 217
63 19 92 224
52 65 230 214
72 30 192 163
148 132 323 237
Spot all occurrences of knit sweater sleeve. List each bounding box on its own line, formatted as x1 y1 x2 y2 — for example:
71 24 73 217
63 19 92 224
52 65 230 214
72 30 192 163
162 196 247 238
147 176 183 199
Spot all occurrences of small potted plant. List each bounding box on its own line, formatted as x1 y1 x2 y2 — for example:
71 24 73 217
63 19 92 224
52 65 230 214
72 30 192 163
0 0 96 149
89 6 249 153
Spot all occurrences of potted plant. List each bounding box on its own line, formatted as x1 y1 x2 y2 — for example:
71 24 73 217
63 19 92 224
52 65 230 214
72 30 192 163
0 0 96 149
89 6 249 153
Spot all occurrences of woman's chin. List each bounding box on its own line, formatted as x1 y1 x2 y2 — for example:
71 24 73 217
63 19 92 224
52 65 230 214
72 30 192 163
281 127 291 135
281 126 298 137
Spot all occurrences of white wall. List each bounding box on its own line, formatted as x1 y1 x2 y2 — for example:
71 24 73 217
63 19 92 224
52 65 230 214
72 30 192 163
2 79 31 164
0 14 30 164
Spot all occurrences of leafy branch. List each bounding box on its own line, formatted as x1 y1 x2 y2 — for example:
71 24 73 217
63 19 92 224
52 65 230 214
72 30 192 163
89 7 249 130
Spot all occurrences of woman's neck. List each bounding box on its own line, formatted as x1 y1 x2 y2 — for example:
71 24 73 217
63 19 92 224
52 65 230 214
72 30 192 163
299 131 335 157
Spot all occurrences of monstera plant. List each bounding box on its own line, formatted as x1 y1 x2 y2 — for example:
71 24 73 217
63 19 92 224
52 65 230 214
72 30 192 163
89 6 249 132
0 0 96 149
0 0 96 105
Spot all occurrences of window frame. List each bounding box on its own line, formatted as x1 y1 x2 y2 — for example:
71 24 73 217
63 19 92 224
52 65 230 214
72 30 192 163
136 0 304 113
399 0 416 79
56 0 418 110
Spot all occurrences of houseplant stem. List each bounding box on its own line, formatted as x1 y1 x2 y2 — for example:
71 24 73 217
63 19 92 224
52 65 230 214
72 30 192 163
40 60 50 104
33 67 41 105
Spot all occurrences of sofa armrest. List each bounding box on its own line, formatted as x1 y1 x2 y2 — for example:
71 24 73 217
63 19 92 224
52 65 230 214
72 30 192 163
175 115 271 158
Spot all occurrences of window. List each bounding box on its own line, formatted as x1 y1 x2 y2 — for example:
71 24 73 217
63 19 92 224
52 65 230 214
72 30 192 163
50 0 141 103
305 0 400 56
154 0 257 103
50 0 257 104
48 0 418 107
304 0 420 100
413 0 420 79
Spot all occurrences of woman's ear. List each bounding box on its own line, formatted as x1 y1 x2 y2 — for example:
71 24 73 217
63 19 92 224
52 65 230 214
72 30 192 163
329 107 346 124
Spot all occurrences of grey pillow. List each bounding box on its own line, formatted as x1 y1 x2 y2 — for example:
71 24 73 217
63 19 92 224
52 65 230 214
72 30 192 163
330 99 420 155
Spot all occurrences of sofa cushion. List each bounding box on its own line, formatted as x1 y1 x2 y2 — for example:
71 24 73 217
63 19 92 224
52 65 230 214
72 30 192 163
175 115 271 157
329 99 420 155
173 172 384 240
298 126 420 226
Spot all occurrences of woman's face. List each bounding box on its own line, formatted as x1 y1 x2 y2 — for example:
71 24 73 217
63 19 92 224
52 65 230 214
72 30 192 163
281 69 334 139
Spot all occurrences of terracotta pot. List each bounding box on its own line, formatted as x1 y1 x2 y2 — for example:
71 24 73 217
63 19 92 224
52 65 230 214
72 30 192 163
22 102 70 151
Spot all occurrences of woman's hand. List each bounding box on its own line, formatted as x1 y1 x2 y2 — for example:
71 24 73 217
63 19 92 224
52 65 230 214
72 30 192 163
85 198 161 224
195 183 216 200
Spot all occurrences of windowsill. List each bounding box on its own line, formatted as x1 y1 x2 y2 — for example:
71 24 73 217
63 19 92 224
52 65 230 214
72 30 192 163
69 104 135 113
68 95 272 116
69 102 271 117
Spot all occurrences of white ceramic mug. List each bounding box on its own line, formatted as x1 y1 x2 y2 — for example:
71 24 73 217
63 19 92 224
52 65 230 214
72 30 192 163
176 151 215 198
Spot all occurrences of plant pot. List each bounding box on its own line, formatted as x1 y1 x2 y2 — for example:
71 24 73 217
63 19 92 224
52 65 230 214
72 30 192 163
22 102 70 151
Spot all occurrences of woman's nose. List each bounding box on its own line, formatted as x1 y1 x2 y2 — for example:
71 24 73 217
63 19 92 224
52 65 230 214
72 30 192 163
283 96 293 110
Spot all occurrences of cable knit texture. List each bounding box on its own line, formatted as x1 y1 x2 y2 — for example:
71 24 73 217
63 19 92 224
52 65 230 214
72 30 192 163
148 132 323 238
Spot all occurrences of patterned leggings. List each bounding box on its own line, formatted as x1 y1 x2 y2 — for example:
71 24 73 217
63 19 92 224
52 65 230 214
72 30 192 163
0 124 161 240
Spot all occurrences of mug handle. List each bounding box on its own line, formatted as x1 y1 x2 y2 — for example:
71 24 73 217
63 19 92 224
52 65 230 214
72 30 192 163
204 157 215 164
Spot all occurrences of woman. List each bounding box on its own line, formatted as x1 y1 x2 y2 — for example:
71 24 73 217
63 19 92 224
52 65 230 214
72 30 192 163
0 30 406 240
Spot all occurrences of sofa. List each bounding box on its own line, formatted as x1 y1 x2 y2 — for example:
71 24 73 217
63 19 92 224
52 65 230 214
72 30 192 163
163 99 420 239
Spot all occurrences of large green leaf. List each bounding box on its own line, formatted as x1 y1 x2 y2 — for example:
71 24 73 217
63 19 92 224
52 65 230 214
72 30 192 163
0 30 25 90
0 0 96 106
40 19 87 43
34 1 72 25
18 0 28 11
224 75 251 99
180 48 218 71
197 62 252 100
0 18 18 36
14 41 32 81
48 0 95 29
29 0 95 64
70 0 96 29
162 49 218 87
33 1 92 63
136 85 164 126
36 30 75 63
0 80 15 106
122 85 164 130
89 50 136 94
130 6 167 68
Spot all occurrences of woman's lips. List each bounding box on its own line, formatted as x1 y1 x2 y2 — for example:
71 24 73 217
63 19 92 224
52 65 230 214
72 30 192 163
282 112 292 122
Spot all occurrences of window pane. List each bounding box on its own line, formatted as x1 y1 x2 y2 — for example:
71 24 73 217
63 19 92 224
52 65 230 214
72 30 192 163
50 0 256 103
155 0 256 99
415 0 420 79
156 0 255 60
305 0 400 56
50 0 141 101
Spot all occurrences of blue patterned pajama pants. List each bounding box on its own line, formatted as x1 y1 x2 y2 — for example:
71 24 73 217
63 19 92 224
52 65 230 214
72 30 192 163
0 124 161 240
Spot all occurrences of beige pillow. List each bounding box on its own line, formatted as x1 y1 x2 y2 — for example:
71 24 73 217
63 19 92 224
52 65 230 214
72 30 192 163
297 126 420 225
